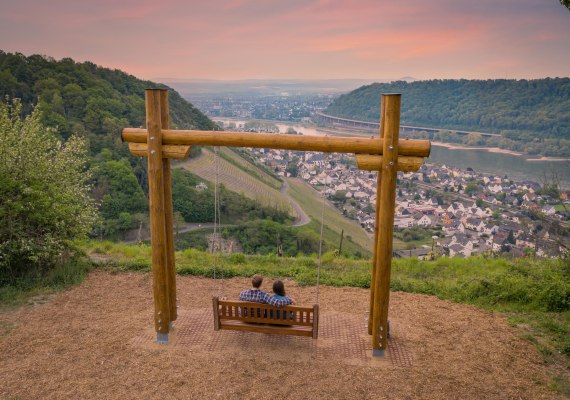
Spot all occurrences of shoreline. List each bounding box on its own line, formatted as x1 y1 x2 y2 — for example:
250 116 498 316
431 141 523 156
526 156 570 162
431 141 570 162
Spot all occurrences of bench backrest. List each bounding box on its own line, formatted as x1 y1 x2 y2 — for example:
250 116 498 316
212 297 319 338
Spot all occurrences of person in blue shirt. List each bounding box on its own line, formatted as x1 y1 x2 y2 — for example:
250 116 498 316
269 280 295 320
270 280 295 305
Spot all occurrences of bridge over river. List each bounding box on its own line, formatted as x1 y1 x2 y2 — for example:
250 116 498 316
315 112 501 138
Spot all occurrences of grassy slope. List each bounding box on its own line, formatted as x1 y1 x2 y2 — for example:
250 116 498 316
177 149 374 256
177 148 295 217
286 178 372 250
220 148 282 190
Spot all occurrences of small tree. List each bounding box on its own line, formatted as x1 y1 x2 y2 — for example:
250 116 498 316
0 100 97 284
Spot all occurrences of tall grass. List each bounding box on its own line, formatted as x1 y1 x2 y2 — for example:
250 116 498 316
85 240 569 314
0 253 93 308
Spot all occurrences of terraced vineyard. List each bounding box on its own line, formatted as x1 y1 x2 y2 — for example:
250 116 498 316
218 148 282 190
178 148 296 218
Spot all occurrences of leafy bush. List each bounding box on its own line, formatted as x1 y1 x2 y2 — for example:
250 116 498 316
0 100 97 284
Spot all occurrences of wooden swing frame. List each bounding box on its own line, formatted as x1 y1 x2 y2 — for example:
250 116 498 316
121 89 431 355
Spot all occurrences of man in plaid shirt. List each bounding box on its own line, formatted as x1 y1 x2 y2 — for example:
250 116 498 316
239 274 291 306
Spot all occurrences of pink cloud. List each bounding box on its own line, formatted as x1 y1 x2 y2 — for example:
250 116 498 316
1 0 569 79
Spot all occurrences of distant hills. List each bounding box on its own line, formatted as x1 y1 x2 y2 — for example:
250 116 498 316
325 79 570 142
162 78 417 99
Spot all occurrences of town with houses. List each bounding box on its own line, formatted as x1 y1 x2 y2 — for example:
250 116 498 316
243 145 569 260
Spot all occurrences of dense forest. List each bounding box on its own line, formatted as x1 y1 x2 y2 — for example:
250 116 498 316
325 79 570 156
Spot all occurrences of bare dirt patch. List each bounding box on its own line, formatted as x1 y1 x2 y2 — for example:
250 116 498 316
0 270 565 399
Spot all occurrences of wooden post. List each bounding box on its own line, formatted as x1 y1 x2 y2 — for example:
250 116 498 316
160 90 178 327
312 304 319 339
368 96 386 335
213 297 220 331
371 94 401 355
146 89 171 343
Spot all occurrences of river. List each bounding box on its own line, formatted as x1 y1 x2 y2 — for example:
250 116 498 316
213 118 570 187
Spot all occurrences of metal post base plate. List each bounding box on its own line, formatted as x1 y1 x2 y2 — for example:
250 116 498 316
372 349 385 357
156 333 169 344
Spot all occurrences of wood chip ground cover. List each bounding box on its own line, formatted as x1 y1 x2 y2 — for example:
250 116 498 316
0 271 566 399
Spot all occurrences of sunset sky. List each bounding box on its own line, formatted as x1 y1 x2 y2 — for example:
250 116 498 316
1 0 569 81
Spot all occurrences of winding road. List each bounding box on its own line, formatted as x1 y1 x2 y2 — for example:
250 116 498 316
280 179 310 227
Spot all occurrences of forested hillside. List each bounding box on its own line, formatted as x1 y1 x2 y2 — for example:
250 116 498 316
0 51 220 238
325 79 570 156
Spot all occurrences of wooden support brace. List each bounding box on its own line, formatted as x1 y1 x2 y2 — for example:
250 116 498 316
128 143 192 159
356 154 423 172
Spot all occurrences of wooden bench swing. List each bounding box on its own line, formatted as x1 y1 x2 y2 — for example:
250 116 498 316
208 144 322 339
121 89 430 356
212 297 319 338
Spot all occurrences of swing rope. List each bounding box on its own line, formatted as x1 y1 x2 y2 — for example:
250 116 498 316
315 153 330 304
212 146 224 298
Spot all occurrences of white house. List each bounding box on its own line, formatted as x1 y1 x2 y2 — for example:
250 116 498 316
416 215 433 227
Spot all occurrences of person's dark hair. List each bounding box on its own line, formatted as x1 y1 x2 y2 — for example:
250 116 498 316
273 280 286 296
252 274 263 289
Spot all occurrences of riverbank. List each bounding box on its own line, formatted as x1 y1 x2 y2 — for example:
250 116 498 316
527 157 570 162
432 141 523 156
432 142 570 162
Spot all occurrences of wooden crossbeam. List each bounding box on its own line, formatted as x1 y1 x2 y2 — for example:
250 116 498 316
128 142 423 172
122 128 430 157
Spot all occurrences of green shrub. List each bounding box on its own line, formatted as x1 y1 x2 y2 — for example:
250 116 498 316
0 100 97 284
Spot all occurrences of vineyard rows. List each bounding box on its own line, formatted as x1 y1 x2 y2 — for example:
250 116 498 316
220 148 282 190
180 149 297 218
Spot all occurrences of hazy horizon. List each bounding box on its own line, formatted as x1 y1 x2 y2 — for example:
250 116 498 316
1 0 569 81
